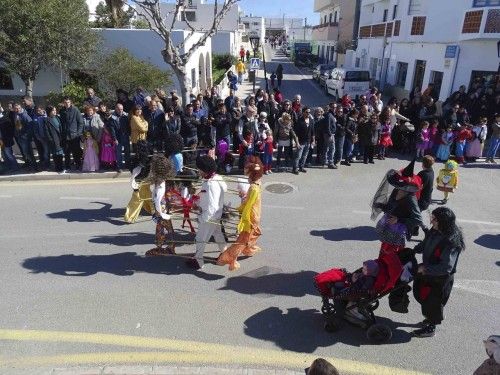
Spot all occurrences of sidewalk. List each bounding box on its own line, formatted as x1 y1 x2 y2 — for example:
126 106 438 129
36 365 304 374
0 169 131 183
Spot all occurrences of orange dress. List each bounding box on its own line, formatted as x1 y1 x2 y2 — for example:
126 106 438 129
217 181 262 271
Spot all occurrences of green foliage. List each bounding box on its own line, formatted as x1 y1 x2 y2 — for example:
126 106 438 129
46 82 89 108
131 17 150 30
96 48 171 98
0 0 98 96
91 0 135 28
212 68 228 86
212 54 237 71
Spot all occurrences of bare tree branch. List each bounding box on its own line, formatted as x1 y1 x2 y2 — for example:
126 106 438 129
169 0 183 32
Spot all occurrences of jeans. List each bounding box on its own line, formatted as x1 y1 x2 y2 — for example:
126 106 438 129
294 142 310 170
1 146 19 169
34 136 50 166
116 134 131 168
334 136 345 165
324 136 335 165
238 73 243 85
343 139 354 161
276 145 292 168
18 137 36 167
487 137 500 159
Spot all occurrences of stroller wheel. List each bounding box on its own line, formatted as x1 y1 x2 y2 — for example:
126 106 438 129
324 316 342 333
321 303 335 315
366 324 392 343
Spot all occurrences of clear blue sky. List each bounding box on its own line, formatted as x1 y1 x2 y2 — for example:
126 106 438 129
238 0 317 24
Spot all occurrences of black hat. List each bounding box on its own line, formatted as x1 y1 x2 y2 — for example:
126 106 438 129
387 160 422 193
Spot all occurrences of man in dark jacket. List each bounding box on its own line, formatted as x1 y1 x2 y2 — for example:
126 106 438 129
0 111 18 171
13 103 36 169
324 102 337 169
180 104 199 147
333 107 347 167
112 103 130 170
144 100 165 152
412 155 435 236
293 107 315 174
60 97 84 169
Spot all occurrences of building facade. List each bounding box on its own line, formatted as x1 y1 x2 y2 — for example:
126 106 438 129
241 16 266 44
312 0 362 65
354 0 500 100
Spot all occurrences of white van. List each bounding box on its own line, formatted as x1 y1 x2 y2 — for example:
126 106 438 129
325 68 371 99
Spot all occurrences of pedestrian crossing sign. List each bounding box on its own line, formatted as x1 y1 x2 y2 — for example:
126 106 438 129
250 58 260 70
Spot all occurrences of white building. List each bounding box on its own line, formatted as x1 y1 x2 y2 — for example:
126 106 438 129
0 29 212 99
354 0 500 101
312 0 361 65
140 0 243 56
241 16 266 44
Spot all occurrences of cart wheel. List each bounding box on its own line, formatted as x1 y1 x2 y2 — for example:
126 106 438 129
366 324 392 343
321 303 335 316
324 316 342 333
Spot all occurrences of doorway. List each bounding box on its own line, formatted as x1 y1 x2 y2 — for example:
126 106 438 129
412 59 426 92
429 70 443 99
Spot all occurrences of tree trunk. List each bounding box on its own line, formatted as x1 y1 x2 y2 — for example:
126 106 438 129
24 78 34 98
172 66 189 106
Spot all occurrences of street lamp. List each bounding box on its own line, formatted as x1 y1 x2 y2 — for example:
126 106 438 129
249 35 261 57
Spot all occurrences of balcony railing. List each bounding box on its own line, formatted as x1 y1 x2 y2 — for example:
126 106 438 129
312 21 339 30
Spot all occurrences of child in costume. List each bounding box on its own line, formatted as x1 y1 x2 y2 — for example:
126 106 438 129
416 121 430 159
428 119 439 155
82 131 100 172
466 117 488 161
124 140 154 223
217 156 263 271
262 129 274 174
435 126 454 161
454 124 472 165
186 155 228 270
378 120 392 160
436 160 458 204
145 154 177 256
100 124 116 169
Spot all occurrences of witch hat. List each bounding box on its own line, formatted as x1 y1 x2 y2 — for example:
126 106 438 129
401 159 416 177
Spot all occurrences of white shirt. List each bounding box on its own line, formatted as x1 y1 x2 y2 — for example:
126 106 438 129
199 174 227 222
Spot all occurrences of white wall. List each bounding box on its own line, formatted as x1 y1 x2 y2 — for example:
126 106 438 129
212 31 237 55
0 66 63 98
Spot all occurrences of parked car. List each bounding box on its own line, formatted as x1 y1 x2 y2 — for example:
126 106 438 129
312 64 336 81
319 67 336 88
325 68 371 99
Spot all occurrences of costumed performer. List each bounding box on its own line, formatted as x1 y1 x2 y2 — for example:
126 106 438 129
145 154 177 256
185 155 228 270
217 156 263 271
371 159 423 255
436 160 458 204
124 140 153 223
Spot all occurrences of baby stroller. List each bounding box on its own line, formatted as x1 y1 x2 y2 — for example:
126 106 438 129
314 250 416 343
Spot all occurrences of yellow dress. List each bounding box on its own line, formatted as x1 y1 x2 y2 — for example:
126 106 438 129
124 183 154 223
217 182 262 271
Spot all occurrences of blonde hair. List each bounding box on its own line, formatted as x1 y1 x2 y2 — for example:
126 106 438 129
280 112 292 124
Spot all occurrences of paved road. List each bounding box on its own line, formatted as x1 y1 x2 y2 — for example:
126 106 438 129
0 152 499 374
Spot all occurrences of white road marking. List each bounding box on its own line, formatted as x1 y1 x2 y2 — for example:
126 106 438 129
352 210 371 215
263 204 304 210
60 197 111 201
0 194 13 198
454 279 500 299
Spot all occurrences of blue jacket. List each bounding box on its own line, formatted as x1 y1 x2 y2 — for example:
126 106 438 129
32 113 48 140
14 110 33 139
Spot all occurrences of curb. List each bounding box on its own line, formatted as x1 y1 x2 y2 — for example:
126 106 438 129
0 170 131 183
39 365 305 375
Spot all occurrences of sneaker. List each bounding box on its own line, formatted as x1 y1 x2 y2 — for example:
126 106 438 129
412 324 435 337
264 171 269 175
268 170 273 174
327 164 335 169
185 258 203 270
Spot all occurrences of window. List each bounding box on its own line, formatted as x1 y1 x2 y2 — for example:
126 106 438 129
386 22 393 36
253 22 259 25
372 5 375 13
329 13 332 23
383 9 388 22
473 0 500 6
372 23 386 37
408 0 421 15
370 58 378 80
392 5 398 20
430 71 444 99
345 71 370 82
394 20 401 36
355 58 360 68
462 10 483 33
359 25 371 38
411 16 426 35
485 9 500 33
0 68 14 90
396 62 408 87
334 11 338 23
181 11 196 22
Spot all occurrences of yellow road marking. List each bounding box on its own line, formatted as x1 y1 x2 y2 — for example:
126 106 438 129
0 329 430 375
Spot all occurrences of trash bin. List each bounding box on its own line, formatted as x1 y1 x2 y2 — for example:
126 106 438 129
248 70 256 83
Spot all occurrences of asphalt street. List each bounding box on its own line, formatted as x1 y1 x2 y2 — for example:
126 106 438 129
0 50 499 375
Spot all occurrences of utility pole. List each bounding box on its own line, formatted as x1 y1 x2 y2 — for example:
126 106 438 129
304 17 307 40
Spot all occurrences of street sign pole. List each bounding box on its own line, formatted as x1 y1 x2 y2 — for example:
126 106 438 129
262 45 269 94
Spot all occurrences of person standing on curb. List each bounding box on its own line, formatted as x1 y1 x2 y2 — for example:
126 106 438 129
60 97 84 170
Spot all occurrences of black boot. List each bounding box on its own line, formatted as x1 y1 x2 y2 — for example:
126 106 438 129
412 324 435 337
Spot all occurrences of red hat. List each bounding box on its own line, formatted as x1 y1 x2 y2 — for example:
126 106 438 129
387 159 422 193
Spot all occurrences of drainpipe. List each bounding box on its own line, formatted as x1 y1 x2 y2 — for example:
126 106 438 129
449 45 461 97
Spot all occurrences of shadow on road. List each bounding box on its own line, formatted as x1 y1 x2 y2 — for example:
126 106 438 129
243 307 412 352
21 252 224 281
219 267 317 297
47 202 127 226
88 231 195 248
461 163 499 169
310 226 378 242
474 234 500 250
